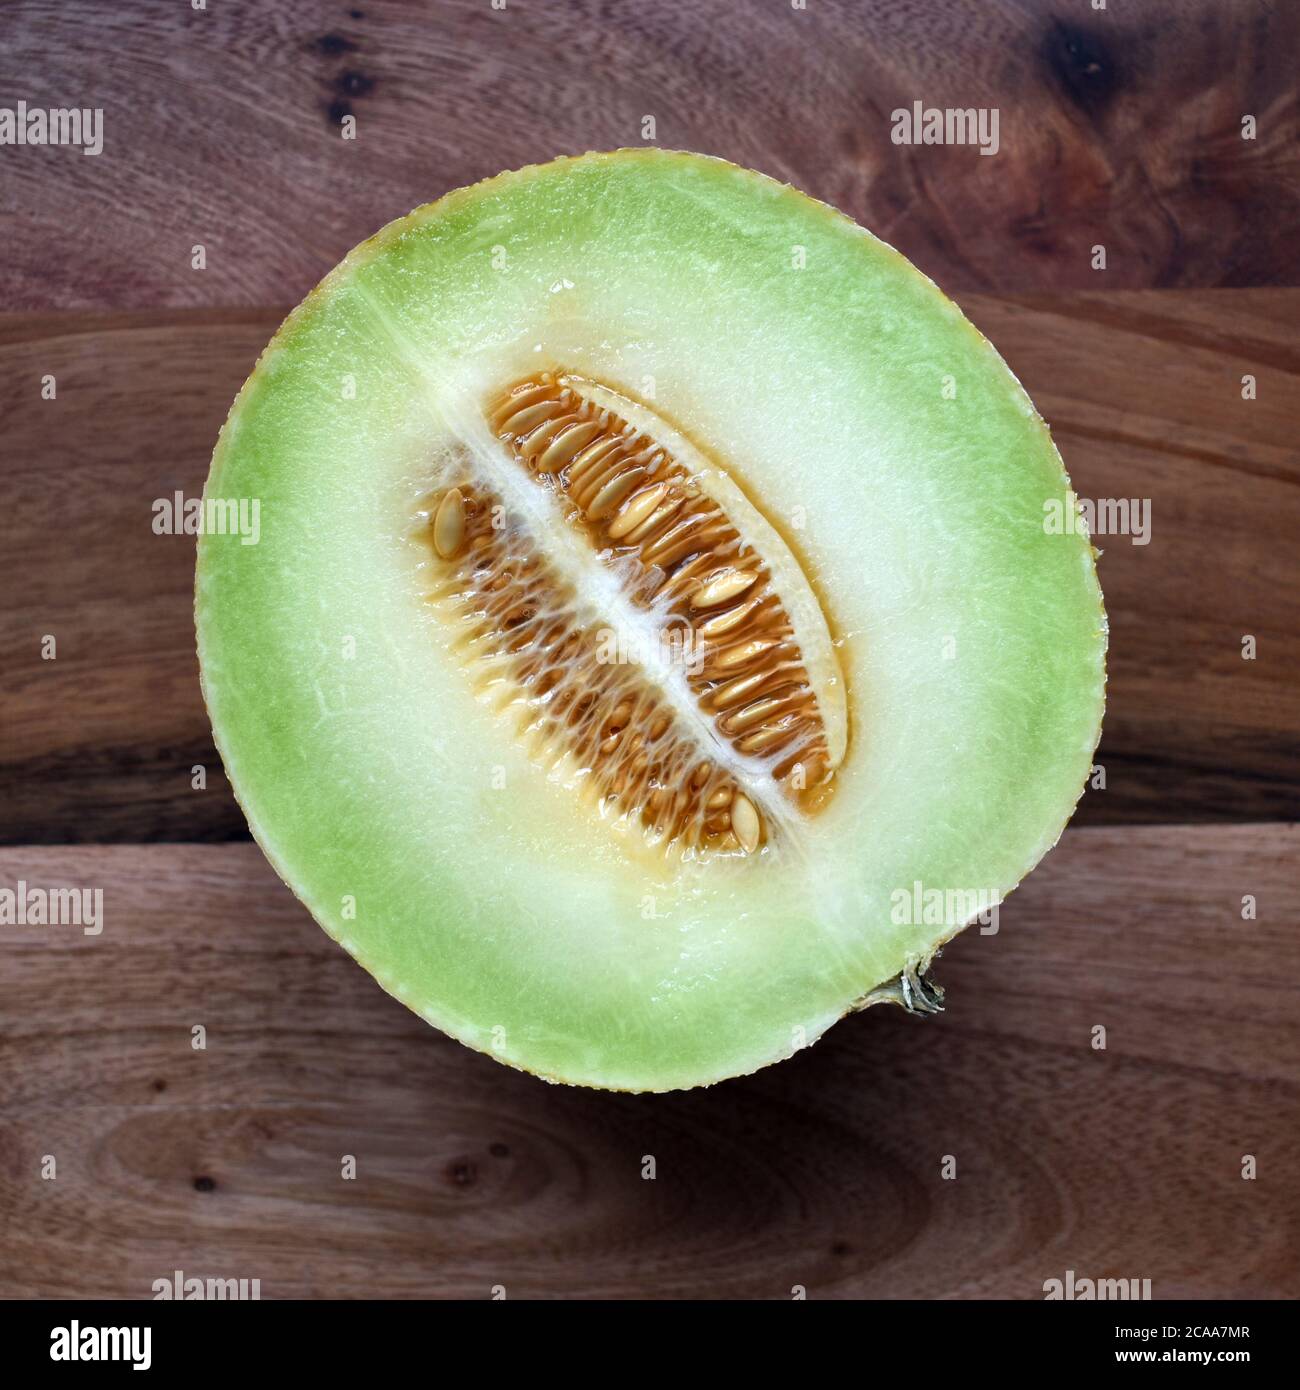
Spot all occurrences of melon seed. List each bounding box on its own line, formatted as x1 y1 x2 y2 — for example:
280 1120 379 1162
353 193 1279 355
433 488 466 559
608 483 670 539
731 794 761 853
587 467 646 521
520 417 570 459
697 594 765 639
713 637 778 672
538 421 602 472
497 399 558 435
692 567 758 610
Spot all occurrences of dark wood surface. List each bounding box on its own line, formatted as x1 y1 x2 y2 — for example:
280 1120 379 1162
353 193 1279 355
0 0 1297 1300
2 0 1297 306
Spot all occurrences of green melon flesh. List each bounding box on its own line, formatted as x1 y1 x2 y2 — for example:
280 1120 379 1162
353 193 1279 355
196 149 1105 1092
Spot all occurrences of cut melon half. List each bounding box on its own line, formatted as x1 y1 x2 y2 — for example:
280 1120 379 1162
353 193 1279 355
195 149 1105 1092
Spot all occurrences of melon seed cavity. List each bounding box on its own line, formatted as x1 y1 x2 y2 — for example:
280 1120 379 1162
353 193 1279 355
421 371 846 858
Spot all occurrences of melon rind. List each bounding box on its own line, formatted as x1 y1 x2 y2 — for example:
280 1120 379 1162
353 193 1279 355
196 149 1106 1091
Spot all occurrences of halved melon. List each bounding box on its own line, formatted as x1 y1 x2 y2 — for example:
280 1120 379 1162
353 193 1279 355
196 149 1105 1091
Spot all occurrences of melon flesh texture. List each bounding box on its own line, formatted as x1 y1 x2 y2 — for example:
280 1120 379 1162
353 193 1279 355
196 149 1106 1092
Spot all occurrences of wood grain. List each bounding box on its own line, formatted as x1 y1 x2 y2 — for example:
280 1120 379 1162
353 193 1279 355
0 0 1296 310
1 291 1296 842
0 826 1295 1299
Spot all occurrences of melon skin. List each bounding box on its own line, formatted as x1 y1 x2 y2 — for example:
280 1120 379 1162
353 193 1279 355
196 149 1106 1092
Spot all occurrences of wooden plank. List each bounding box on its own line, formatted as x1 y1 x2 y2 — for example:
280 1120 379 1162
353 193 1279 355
0 826 1296 1298
0 0 1296 309
1 290 1296 841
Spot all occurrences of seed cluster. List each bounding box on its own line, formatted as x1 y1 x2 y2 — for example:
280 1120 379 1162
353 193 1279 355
422 370 840 856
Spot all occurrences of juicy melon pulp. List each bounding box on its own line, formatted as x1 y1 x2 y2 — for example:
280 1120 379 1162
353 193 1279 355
196 149 1106 1091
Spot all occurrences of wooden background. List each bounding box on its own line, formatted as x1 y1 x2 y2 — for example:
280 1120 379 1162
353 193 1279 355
1 0 1297 1299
